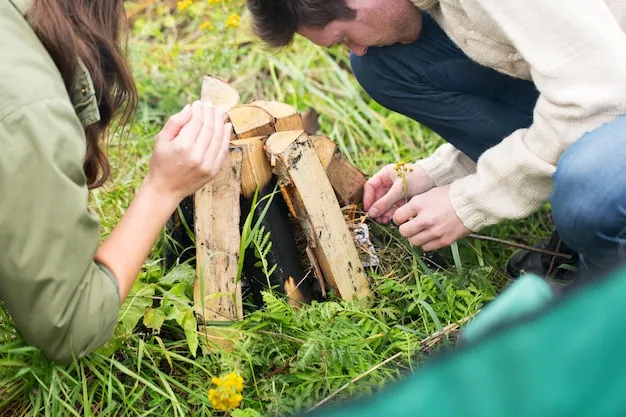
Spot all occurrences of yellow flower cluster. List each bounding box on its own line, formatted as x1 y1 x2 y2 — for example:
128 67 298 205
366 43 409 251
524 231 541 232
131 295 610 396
208 0 221 3
177 0 192 11
225 13 241 28
208 372 244 411
200 21 215 31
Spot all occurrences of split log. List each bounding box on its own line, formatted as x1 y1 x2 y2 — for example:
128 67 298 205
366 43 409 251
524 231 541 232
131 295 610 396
311 135 336 169
301 108 320 136
306 245 326 298
265 130 371 301
193 147 244 322
227 105 275 139
201 75 240 111
311 135 367 206
250 100 304 132
201 76 240 141
164 75 241 269
232 136 313 307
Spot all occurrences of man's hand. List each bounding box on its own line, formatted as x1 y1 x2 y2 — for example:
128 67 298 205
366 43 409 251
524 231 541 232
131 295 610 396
392 185 471 251
363 163 435 224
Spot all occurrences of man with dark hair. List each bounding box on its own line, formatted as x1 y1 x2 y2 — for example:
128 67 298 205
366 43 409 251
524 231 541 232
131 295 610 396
245 0 626 279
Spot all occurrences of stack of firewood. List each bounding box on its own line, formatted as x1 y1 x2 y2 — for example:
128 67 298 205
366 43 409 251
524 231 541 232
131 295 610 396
170 76 373 325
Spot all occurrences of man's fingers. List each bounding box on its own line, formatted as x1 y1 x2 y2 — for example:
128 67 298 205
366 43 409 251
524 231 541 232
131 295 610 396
393 196 421 225
409 230 438 248
422 238 448 252
378 201 404 224
363 182 377 212
369 181 403 218
158 104 192 142
399 216 429 238
363 167 397 210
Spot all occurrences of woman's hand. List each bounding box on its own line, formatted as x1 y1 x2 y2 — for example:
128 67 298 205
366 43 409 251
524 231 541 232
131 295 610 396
144 100 232 203
363 163 435 224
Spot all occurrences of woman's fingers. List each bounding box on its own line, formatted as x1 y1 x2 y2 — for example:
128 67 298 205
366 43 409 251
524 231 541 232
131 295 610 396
191 102 217 158
201 107 227 168
157 104 192 142
175 100 205 149
205 125 232 178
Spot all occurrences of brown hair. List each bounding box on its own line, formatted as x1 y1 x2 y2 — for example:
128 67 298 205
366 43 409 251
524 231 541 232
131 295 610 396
246 0 356 47
28 0 137 188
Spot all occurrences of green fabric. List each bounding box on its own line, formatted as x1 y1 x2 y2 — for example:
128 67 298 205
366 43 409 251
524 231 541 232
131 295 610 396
8 0 102 128
0 0 120 363
304 265 626 417
460 273 555 344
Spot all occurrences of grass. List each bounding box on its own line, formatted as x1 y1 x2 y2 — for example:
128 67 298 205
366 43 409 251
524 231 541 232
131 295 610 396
0 1 556 415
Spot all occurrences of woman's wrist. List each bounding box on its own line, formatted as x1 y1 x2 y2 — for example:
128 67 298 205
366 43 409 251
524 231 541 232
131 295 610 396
137 175 184 215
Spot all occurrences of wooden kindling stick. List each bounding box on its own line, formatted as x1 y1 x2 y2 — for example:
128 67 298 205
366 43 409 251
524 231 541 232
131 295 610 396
232 135 314 308
264 130 371 301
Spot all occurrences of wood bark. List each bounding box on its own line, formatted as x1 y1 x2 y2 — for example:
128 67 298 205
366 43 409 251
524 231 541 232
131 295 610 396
311 135 367 206
165 75 241 269
193 147 244 321
227 105 275 139
232 137 313 308
265 130 371 301
250 100 304 132
201 75 240 111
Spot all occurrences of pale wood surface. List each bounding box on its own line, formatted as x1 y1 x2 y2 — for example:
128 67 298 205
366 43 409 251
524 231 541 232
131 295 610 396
227 105 275 139
201 75 240 111
311 135 336 169
232 136 272 199
265 131 370 300
250 100 304 131
326 151 367 206
193 147 244 321
311 135 367 206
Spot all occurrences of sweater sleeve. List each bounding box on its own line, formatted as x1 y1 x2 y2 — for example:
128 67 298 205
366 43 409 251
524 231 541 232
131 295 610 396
416 143 477 186
447 0 626 231
0 98 121 363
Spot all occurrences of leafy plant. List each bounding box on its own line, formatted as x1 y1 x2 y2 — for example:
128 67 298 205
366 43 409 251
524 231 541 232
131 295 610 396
237 186 280 284
251 225 277 287
0 0 553 414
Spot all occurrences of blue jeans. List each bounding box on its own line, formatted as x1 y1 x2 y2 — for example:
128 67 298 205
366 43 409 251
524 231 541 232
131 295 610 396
350 13 626 276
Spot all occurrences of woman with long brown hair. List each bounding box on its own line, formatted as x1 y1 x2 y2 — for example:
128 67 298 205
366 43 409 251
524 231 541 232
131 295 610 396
0 0 232 362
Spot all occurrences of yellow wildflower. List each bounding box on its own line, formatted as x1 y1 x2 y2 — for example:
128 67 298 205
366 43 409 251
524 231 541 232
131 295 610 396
208 372 244 411
394 160 413 173
177 0 192 11
200 21 215 31
207 0 221 3
225 13 241 29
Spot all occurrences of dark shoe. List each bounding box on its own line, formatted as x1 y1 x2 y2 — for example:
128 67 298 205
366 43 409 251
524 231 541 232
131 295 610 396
506 231 580 282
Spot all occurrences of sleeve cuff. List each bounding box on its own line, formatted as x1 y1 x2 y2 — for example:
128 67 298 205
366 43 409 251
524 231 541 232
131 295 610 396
96 261 122 305
416 143 477 186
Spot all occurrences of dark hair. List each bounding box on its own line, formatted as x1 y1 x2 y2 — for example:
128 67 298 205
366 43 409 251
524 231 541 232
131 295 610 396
28 0 138 189
246 0 357 47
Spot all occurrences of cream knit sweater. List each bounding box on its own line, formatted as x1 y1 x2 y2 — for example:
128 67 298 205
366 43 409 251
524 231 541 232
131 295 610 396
410 0 626 231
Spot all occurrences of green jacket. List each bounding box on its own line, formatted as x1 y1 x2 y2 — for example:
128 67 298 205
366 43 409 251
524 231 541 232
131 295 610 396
303 266 626 417
0 0 121 363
